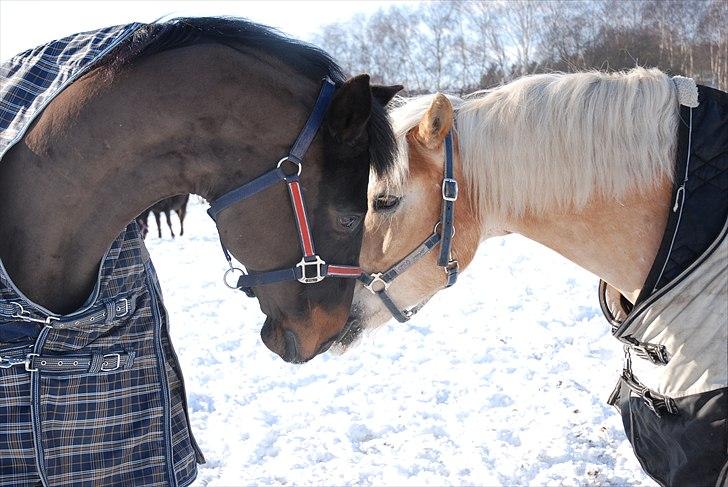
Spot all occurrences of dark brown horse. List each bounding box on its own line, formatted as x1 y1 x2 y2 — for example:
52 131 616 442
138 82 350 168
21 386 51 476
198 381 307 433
138 194 190 238
0 18 401 362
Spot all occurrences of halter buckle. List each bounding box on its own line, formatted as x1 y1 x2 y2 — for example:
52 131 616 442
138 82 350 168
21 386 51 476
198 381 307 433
364 273 388 294
296 255 326 284
442 178 458 202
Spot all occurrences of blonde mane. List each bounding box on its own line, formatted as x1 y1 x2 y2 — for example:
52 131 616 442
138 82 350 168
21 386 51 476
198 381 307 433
387 67 680 219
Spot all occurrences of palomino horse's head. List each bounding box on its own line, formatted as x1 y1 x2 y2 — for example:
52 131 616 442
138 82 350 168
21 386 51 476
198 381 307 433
336 94 485 349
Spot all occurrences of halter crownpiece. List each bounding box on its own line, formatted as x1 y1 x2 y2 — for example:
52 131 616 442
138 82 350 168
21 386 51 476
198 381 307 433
207 77 362 297
359 131 459 322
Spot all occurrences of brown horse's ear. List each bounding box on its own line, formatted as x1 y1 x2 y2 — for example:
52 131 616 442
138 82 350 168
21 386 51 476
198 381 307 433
371 84 404 107
414 93 453 150
327 74 371 144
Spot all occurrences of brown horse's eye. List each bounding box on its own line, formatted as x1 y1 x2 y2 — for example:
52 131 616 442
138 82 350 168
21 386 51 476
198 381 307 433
338 214 362 230
374 194 401 211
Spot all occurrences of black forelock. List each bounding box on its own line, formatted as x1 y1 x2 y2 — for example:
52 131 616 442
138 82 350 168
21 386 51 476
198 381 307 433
367 99 398 177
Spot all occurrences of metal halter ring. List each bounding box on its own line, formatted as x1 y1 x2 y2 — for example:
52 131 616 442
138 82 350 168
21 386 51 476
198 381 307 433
364 272 388 294
433 221 455 238
277 156 302 181
223 267 246 289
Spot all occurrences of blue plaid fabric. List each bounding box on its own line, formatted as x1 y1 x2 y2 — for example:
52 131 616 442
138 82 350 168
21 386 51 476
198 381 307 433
0 23 142 159
0 25 202 486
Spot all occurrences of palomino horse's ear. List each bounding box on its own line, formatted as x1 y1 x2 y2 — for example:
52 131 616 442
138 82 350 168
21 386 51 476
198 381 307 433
371 84 404 107
327 74 372 144
414 93 453 150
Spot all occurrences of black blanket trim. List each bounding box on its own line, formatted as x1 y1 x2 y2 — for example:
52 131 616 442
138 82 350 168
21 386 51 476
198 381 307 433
637 85 728 304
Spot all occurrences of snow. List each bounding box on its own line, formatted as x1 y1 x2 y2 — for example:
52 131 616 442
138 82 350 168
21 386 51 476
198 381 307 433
146 199 655 486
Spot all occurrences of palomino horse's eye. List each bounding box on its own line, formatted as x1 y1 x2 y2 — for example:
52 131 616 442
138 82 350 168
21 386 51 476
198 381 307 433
338 214 362 230
373 194 401 211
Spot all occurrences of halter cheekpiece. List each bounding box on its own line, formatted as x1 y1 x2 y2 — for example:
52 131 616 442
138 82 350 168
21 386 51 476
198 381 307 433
207 78 362 296
358 131 460 322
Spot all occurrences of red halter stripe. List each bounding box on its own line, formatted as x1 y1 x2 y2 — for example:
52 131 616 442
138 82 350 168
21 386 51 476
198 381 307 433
327 265 362 277
287 180 315 257
207 78 363 295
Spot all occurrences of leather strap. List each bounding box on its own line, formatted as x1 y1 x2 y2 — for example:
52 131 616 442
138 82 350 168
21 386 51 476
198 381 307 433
205 78 363 295
359 130 460 322
1 351 135 374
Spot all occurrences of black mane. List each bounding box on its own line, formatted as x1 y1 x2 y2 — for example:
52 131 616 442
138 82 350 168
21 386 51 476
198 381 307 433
104 17 396 175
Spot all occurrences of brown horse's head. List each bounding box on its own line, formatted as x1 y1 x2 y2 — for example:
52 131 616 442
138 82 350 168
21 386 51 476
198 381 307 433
335 94 484 350
214 75 402 362
0 17 402 363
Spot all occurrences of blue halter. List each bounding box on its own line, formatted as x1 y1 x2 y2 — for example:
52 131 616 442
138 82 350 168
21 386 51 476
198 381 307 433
358 131 459 322
207 78 362 297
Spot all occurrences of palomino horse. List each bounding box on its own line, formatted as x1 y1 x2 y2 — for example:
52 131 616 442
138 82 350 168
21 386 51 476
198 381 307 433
337 68 727 486
0 17 402 485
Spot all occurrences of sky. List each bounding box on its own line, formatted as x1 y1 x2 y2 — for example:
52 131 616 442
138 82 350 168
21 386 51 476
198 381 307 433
0 0 410 61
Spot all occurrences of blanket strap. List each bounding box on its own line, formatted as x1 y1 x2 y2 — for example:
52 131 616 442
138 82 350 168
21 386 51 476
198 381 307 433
607 346 678 417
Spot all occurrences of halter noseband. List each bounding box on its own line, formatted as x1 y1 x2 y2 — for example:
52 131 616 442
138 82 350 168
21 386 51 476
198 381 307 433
207 78 362 297
358 131 459 322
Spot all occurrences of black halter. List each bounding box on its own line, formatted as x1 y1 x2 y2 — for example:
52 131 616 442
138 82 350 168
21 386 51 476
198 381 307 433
206 78 362 297
358 131 459 322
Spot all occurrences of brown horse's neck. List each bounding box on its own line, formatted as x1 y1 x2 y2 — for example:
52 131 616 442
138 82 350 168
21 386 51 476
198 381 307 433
0 44 317 314
485 180 673 303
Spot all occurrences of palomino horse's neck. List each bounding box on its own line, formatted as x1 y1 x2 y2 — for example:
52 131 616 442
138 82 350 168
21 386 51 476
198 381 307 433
502 183 673 303
0 44 319 314
456 71 679 303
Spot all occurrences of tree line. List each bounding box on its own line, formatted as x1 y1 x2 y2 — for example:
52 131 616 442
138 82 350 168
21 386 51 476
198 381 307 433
311 0 727 94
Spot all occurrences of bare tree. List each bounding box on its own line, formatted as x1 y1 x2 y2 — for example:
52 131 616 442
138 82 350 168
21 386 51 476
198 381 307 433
310 0 727 93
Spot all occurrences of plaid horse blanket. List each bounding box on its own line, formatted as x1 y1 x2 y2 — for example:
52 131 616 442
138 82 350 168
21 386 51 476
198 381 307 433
0 25 202 486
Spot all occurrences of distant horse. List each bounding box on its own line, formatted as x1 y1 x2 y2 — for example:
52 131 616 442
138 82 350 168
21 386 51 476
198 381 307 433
336 69 727 486
137 194 190 238
0 17 401 485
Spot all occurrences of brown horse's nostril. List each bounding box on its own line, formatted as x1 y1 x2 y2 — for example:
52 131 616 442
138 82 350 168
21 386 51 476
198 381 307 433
283 330 301 363
260 320 274 342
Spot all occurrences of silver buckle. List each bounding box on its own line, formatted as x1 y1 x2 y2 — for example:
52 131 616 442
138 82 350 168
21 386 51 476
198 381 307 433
101 353 122 372
115 298 130 318
25 353 39 372
442 178 458 201
364 273 388 294
296 255 326 284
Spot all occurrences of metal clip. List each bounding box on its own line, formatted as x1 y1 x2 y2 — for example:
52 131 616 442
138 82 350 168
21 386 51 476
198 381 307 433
364 273 388 294
444 260 459 287
9 302 58 326
632 343 670 365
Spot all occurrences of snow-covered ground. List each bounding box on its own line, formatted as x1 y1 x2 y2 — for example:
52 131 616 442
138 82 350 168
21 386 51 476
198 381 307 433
146 200 655 486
